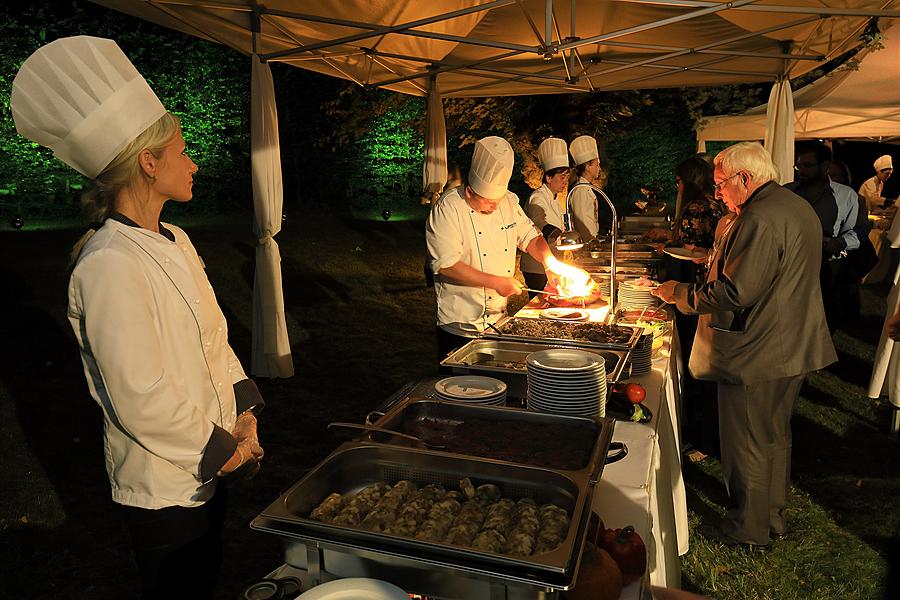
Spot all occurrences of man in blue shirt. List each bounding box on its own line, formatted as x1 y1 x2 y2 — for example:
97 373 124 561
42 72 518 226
785 141 859 331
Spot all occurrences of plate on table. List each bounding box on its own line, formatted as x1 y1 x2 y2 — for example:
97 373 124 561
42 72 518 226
296 578 410 599
541 308 590 321
663 247 707 261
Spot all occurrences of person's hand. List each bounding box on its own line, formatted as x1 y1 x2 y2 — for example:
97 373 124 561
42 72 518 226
686 245 710 264
886 307 900 341
545 270 561 291
650 280 679 304
823 237 843 258
492 276 524 297
218 436 264 477
232 411 258 445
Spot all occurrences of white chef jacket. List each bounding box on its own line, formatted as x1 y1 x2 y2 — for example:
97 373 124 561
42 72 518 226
859 175 885 214
569 176 599 241
68 219 249 509
426 187 540 336
521 184 564 275
868 214 900 408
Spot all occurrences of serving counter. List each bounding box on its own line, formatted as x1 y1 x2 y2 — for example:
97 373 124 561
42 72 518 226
251 298 688 599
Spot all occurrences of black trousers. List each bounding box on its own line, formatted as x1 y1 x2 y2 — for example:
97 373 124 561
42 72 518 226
717 374 805 545
121 485 228 600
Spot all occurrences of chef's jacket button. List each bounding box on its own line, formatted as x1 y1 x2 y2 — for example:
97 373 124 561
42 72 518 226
164 258 170 264
483 253 487 257
217 382 222 387
217 327 223 332
507 270 511 273
478 231 482 235
194 299 200 304
504 248 508 252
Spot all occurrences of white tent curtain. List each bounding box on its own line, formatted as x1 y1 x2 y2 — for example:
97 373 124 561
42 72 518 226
423 77 448 195
764 77 795 184
250 54 294 378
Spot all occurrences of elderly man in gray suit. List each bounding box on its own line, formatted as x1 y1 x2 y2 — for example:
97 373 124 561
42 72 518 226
653 142 836 551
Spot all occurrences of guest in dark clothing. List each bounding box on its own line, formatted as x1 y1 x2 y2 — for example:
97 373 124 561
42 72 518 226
785 142 860 332
665 156 723 458
830 159 880 320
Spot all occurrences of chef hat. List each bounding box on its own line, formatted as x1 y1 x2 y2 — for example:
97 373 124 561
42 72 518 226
10 36 167 179
469 136 514 200
538 137 569 171
569 135 599 166
875 155 893 171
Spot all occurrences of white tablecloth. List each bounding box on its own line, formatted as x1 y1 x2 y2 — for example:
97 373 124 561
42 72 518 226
514 301 690 589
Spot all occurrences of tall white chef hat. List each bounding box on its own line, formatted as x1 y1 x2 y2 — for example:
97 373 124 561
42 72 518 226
469 136 515 200
538 137 569 171
875 155 893 171
10 36 167 179
569 135 599 166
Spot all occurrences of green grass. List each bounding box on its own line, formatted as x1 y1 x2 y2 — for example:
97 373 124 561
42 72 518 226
0 213 897 598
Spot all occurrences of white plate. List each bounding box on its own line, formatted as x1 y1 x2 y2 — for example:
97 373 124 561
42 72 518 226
526 349 603 372
663 246 708 261
540 308 590 321
435 376 507 399
296 578 410 599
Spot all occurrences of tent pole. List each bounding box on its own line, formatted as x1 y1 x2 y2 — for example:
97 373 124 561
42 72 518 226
619 1 900 19
545 0 553 56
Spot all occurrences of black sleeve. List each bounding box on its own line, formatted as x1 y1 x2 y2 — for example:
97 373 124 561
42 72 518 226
234 378 265 416
542 224 561 241
200 425 238 481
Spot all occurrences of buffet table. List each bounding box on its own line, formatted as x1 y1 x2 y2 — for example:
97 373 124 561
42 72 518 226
251 299 688 599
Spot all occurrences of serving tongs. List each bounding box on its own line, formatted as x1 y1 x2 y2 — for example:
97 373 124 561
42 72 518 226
327 422 447 450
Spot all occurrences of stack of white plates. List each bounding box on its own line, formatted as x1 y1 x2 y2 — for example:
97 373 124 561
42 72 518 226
525 349 606 418
617 278 661 311
628 331 654 375
434 376 507 406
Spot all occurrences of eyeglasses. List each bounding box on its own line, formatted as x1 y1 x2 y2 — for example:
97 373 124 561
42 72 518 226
794 161 820 170
714 172 741 191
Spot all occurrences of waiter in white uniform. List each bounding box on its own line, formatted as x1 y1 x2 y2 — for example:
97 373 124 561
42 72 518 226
858 155 894 213
521 137 569 295
427 136 555 358
568 135 602 241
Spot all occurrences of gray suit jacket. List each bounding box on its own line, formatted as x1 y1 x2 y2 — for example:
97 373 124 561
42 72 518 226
672 182 837 384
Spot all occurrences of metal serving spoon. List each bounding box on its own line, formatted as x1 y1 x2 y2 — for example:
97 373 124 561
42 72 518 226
327 422 447 450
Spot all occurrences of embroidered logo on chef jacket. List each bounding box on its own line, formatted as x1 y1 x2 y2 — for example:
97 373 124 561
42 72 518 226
501 221 518 230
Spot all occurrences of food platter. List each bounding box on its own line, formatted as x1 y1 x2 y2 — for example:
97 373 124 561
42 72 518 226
540 308 590 322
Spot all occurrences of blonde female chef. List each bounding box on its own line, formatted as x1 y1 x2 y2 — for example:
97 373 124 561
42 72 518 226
521 137 569 296
568 135 603 242
426 136 555 358
11 37 264 599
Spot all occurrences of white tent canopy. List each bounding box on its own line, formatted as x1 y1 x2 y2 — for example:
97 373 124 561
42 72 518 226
697 21 900 145
94 1 899 97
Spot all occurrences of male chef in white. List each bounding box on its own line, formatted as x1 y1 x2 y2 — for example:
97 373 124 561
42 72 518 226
427 136 556 359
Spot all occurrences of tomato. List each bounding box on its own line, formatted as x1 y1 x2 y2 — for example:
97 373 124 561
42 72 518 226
598 525 647 585
568 543 623 600
624 383 646 404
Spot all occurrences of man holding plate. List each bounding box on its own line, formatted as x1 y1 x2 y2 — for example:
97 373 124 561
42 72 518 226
651 142 836 551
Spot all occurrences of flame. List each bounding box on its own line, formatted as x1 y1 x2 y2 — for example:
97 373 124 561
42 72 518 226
545 256 598 297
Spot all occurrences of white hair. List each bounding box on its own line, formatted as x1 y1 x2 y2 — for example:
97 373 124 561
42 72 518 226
714 142 780 184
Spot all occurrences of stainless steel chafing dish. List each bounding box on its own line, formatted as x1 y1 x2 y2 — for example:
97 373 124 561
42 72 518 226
439 339 629 397
252 398 623 598
484 316 642 351
251 444 597 593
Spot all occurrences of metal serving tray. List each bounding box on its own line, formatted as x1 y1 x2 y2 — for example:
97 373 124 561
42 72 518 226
251 444 595 590
368 398 618 482
439 339 630 395
484 316 642 351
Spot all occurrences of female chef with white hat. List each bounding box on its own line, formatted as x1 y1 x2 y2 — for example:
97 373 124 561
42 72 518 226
858 154 894 213
426 136 556 358
11 36 264 598
520 137 570 296
568 134 603 241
